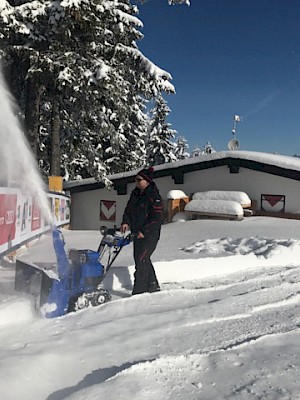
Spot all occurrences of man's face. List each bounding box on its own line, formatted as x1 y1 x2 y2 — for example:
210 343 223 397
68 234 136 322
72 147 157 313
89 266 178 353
135 175 149 191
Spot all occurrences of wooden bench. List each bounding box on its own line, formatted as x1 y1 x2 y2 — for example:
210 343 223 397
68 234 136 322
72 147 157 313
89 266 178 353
185 210 244 221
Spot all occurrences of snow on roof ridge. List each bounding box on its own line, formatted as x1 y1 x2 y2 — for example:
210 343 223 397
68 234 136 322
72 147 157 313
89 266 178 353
64 151 300 188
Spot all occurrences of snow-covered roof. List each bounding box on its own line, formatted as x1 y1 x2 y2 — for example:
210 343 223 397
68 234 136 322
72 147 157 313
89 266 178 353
64 151 300 190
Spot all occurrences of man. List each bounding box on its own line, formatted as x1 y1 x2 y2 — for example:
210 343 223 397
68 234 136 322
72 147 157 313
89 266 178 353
121 167 163 295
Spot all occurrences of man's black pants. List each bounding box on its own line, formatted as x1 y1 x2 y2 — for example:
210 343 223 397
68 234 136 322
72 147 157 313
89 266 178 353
132 236 160 295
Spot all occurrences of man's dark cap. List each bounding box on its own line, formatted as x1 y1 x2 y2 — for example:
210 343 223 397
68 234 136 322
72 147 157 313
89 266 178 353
137 166 155 183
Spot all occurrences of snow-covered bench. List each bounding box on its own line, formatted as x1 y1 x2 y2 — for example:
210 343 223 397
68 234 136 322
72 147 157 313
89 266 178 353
192 191 251 208
185 199 244 221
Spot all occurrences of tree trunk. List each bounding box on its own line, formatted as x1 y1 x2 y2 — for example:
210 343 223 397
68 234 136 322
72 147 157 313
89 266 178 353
25 77 42 158
50 100 61 176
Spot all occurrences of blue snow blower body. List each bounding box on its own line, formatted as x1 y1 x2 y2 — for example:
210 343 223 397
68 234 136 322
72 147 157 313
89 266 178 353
15 226 132 318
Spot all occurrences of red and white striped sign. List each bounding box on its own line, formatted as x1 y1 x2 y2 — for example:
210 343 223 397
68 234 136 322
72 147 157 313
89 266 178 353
100 200 116 221
261 194 285 212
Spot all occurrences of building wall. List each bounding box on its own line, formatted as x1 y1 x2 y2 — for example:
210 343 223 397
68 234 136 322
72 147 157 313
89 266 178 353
184 167 300 212
70 166 300 230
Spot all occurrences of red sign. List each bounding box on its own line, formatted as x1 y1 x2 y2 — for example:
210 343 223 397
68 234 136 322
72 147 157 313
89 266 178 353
31 201 41 231
261 194 285 212
100 200 116 221
0 194 17 245
60 199 66 221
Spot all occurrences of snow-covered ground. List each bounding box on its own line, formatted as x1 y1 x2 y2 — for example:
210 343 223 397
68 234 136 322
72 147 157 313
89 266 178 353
1 216 300 399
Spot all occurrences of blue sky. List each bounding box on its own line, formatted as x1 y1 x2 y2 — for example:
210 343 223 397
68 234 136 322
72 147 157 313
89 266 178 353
136 0 300 156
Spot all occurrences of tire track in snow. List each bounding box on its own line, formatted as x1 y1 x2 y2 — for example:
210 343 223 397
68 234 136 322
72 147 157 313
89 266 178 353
157 264 300 359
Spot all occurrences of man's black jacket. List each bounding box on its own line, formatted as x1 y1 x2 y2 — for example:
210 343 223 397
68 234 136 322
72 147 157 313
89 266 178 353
122 182 163 239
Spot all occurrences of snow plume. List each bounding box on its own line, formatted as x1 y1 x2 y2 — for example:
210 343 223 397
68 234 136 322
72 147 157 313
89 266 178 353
0 66 52 224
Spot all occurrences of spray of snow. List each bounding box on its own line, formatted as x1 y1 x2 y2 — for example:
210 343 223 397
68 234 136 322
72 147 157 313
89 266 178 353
0 66 52 223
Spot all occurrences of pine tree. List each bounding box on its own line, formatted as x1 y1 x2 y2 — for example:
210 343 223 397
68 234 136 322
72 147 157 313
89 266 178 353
174 136 189 159
202 141 216 154
190 142 216 157
0 0 178 181
147 94 177 166
190 145 202 158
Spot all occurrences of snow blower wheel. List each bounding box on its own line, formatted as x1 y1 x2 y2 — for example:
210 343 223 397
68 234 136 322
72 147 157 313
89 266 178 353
92 289 111 306
74 295 90 311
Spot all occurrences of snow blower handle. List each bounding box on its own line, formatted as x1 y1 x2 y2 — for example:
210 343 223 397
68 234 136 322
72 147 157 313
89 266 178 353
126 232 137 241
116 232 133 247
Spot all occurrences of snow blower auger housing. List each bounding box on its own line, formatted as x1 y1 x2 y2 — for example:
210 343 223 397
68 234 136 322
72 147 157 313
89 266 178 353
15 226 132 318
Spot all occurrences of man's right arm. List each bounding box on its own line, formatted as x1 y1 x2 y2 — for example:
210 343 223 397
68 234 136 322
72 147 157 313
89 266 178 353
121 192 135 232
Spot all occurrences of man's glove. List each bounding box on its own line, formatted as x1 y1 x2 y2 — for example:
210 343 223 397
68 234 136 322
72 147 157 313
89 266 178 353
120 223 129 234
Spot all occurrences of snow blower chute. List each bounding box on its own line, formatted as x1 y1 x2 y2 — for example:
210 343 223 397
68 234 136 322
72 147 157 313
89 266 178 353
15 226 132 318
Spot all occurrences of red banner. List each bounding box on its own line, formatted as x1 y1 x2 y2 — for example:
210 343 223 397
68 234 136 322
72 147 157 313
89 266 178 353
0 194 17 245
31 201 41 231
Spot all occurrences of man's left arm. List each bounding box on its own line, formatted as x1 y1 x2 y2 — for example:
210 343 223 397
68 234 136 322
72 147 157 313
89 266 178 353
142 194 163 237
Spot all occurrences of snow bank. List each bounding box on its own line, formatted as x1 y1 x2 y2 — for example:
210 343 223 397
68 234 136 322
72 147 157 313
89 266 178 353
0 295 35 326
192 191 251 208
181 236 299 259
171 212 191 222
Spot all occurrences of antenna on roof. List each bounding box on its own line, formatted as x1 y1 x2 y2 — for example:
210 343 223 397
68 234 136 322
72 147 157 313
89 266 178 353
227 114 242 150
228 138 240 151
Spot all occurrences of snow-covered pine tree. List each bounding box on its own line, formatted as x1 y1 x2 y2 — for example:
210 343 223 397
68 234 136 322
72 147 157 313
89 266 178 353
103 94 148 174
190 142 216 157
41 0 146 179
202 141 216 154
147 94 177 166
174 136 189 159
51 0 175 177
96 2 149 175
190 145 202 158
0 0 177 181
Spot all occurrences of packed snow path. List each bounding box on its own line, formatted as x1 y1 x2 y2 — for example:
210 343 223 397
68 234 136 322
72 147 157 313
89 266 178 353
2 218 300 399
1 263 300 399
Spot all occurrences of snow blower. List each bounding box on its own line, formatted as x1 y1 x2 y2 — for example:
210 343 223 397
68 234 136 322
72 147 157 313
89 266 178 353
15 226 132 318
